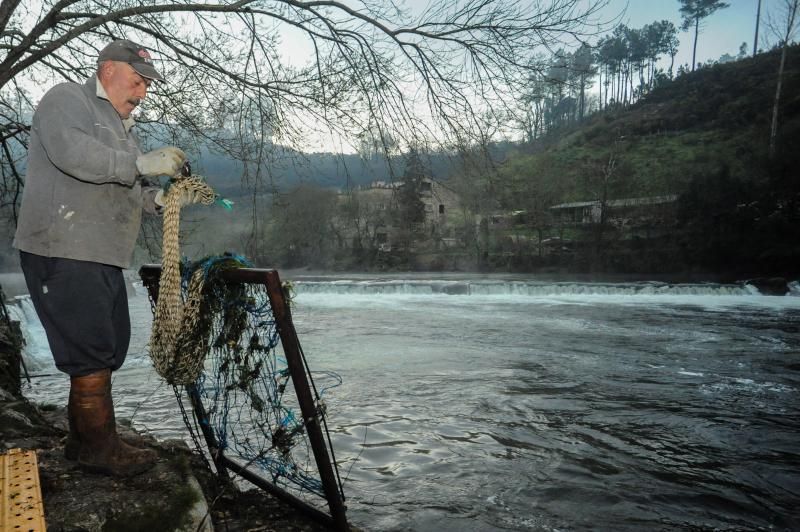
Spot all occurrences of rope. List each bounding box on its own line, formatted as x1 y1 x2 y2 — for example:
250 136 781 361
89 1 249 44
148 173 216 385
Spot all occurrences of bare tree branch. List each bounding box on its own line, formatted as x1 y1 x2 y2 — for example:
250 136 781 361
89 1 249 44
1 0 610 228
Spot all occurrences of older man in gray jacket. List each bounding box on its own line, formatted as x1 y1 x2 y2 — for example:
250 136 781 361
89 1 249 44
14 39 184 477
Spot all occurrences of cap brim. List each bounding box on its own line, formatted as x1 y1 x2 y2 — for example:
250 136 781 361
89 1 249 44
130 62 164 82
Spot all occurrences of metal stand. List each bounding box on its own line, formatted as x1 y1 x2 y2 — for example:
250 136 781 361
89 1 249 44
186 384 230 482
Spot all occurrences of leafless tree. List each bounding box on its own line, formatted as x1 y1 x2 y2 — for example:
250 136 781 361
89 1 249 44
764 0 799 158
334 187 392 265
754 0 762 56
0 0 609 240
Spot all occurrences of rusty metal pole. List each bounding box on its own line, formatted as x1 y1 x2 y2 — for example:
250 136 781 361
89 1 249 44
186 384 230 481
264 270 349 532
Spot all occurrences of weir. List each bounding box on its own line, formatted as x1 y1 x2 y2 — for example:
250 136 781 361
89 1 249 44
290 279 760 296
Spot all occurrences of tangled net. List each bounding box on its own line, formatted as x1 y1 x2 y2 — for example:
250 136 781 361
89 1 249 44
144 171 344 507
145 254 344 502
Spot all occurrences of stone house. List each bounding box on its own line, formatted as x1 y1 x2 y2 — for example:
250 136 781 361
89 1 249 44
335 178 461 252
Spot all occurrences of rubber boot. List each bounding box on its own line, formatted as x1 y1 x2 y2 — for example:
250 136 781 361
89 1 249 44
65 385 148 461
70 369 157 476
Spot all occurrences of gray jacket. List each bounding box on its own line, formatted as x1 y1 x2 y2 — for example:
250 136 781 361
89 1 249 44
13 76 160 269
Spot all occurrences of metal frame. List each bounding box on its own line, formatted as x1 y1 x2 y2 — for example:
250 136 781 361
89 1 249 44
139 265 349 531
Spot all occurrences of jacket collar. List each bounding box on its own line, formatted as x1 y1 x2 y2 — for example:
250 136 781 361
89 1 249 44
91 76 136 132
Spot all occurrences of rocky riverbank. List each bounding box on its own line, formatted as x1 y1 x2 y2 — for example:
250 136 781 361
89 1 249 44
0 287 333 532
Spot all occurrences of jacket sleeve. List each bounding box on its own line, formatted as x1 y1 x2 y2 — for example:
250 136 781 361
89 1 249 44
140 178 163 215
32 84 139 186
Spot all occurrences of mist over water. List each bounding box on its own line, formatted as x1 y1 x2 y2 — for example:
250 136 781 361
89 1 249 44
9 277 800 531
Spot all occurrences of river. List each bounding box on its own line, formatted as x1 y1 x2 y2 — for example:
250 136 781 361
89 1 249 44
8 275 800 531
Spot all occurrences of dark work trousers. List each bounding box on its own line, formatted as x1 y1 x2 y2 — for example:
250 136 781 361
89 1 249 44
19 251 130 377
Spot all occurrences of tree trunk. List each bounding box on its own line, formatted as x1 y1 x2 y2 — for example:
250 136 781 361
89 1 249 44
770 0 798 159
622 67 627 103
610 68 615 104
692 17 699 71
753 0 762 56
598 67 603 110
526 108 534 143
537 227 544 258
639 63 645 95
770 41 789 159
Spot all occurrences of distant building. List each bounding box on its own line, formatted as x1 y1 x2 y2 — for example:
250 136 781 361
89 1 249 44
335 178 461 252
417 178 461 242
549 195 678 226
475 195 679 258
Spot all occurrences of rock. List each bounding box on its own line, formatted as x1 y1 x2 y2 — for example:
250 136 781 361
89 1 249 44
0 402 335 531
0 399 57 440
0 386 14 401
745 277 789 296
180 475 214 532
0 406 34 429
0 305 335 531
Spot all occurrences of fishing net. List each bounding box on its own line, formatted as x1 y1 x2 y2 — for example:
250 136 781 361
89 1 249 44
142 255 345 506
143 173 345 516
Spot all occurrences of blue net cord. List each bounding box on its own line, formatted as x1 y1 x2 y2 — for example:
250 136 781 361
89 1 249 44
174 254 342 501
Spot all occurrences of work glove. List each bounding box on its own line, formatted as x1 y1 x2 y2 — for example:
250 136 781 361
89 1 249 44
154 188 206 208
136 147 186 177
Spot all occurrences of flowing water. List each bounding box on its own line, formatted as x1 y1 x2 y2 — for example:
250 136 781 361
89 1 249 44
8 275 800 531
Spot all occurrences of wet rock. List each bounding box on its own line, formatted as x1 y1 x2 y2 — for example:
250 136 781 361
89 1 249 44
745 277 789 296
436 282 470 295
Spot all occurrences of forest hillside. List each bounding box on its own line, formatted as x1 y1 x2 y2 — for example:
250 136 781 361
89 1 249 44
460 44 800 276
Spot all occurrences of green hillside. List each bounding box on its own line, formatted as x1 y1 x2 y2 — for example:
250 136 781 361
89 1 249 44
488 45 800 277
527 44 797 191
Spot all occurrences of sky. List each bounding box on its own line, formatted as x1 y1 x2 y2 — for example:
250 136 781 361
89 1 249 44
273 0 763 151
275 1 762 71
604 0 762 69
14 0 767 154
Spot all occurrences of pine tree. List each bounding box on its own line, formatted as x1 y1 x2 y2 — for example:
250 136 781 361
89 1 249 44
678 0 730 71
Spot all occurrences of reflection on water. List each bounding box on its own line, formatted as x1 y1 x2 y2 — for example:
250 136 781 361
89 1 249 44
13 281 800 531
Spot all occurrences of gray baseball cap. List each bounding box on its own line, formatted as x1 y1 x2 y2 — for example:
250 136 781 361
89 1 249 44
98 39 164 82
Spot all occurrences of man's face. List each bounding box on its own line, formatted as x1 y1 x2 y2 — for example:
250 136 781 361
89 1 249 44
100 61 152 119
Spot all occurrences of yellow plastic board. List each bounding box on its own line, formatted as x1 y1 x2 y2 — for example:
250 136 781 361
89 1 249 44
0 448 47 531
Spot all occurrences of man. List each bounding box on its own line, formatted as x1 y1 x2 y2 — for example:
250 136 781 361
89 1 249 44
13 39 185 476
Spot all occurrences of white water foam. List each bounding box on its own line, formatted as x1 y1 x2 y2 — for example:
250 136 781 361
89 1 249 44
7 295 53 372
294 280 758 297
